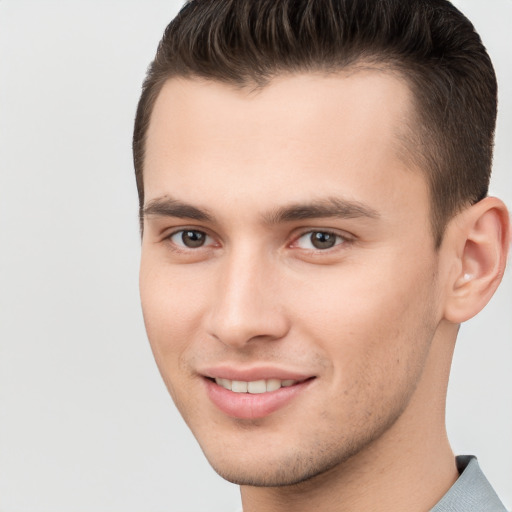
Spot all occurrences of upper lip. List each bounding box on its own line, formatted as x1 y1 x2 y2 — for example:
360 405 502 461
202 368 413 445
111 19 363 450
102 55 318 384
199 365 314 382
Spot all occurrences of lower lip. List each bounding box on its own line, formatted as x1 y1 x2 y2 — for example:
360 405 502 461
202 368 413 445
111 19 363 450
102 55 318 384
204 378 313 420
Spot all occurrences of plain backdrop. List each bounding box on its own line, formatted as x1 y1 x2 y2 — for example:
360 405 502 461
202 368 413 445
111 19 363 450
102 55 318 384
0 1 510 511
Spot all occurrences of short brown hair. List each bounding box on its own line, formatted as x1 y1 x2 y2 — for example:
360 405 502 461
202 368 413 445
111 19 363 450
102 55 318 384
133 0 497 246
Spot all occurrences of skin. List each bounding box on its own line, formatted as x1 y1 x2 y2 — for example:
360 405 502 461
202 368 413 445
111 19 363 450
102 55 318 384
139 72 509 512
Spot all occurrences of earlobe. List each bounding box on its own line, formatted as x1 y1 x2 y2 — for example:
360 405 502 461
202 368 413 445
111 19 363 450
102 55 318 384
443 197 510 324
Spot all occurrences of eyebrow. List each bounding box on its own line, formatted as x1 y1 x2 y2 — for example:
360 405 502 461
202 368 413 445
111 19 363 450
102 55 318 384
262 197 380 224
142 195 380 224
143 197 214 222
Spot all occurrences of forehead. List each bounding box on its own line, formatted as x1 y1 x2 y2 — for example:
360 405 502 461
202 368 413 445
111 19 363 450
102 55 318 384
143 71 428 226
146 70 413 163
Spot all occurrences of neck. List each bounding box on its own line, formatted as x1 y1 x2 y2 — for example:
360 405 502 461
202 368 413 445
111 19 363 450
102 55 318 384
240 322 460 512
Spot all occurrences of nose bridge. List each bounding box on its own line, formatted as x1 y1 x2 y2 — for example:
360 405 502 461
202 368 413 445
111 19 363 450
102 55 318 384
206 242 288 347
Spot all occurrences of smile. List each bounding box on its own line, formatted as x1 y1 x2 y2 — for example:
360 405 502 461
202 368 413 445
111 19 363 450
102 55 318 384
214 378 298 393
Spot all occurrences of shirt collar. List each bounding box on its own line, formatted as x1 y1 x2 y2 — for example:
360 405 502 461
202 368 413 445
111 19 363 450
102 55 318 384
430 455 507 511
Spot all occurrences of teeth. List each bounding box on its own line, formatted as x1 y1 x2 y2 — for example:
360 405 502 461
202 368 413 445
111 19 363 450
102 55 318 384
215 378 298 393
266 378 281 392
247 380 266 394
231 380 248 393
218 378 232 390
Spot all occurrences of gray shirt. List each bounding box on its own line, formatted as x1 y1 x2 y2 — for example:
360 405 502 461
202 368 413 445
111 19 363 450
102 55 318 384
431 455 507 511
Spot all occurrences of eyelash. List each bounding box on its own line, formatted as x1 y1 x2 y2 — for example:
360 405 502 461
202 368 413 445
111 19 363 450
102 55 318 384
164 228 352 254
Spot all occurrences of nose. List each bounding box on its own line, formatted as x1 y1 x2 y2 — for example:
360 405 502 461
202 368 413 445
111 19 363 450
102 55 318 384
205 246 290 348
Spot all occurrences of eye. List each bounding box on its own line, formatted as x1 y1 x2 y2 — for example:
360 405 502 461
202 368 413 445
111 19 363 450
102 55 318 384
169 229 212 249
295 231 345 250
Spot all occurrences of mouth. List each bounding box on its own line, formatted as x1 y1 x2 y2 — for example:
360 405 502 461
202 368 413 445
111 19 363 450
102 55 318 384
203 374 315 419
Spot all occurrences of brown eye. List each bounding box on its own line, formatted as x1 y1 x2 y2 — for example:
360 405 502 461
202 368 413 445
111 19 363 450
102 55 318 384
170 230 209 248
296 231 343 250
310 232 337 249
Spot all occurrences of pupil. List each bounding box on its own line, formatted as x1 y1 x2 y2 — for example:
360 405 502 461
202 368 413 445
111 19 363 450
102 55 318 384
311 232 336 249
182 230 205 248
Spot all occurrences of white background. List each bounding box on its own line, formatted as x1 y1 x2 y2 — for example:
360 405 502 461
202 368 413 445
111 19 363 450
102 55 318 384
0 1 510 511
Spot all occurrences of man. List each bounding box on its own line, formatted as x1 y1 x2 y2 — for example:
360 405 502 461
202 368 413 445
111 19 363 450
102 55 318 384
133 0 510 510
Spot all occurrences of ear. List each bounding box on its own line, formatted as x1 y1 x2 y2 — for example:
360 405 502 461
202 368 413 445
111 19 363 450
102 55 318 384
442 197 510 324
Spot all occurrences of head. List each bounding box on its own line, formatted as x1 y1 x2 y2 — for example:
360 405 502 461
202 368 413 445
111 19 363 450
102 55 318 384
134 0 509 492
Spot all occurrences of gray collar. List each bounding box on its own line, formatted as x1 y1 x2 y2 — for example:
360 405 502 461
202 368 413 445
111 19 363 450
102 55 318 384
431 455 507 511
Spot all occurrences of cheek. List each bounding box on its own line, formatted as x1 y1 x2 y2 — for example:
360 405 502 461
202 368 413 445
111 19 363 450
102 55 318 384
288 256 438 388
139 259 206 384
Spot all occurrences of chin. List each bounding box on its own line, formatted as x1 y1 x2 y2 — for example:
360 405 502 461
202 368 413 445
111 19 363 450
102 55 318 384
200 436 366 488
209 457 332 487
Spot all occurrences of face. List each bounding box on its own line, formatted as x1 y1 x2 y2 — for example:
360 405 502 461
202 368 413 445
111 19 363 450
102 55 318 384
140 72 443 486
